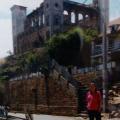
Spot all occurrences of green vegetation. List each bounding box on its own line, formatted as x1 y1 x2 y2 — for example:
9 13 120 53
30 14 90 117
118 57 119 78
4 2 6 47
47 29 81 66
0 48 49 81
47 27 98 66
0 27 98 82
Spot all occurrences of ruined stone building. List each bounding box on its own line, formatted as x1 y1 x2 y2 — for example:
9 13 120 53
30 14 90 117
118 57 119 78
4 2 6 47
11 0 100 55
10 0 120 115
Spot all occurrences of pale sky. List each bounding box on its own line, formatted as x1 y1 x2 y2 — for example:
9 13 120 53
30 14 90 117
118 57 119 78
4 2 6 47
0 0 120 58
0 0 43 58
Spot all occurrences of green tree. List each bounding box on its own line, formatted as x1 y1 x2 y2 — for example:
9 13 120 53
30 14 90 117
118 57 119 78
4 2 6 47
48 29 82 66
48 28 98 66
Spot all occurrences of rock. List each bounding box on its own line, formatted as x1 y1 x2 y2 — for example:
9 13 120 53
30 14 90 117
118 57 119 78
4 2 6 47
109 90 114 96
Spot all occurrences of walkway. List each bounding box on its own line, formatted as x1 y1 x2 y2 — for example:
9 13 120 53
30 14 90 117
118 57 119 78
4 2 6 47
8 113 120 120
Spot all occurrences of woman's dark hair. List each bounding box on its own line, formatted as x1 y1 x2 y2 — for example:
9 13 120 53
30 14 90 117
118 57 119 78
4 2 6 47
90 82 97 91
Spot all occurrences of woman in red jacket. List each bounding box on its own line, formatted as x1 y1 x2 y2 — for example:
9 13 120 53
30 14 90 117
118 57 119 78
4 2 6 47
86 82 102 120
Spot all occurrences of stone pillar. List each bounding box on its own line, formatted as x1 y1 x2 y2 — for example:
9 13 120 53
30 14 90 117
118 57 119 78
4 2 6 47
36 16 39 26
91 41 95 66
75 12 79 24
83 14 86 25
68 11 71 24
41 14 43 26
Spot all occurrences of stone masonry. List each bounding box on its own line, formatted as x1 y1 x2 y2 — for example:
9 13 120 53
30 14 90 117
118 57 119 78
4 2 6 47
11 0 99 54
9 70 78 116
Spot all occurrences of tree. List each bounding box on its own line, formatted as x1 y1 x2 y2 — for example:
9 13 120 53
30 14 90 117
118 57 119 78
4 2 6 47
25 52 40 73
48 29 80 66
47 28 98 67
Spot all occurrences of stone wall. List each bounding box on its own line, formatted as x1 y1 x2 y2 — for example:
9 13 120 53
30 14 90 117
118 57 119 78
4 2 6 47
73 72 97 87
9 71 78 116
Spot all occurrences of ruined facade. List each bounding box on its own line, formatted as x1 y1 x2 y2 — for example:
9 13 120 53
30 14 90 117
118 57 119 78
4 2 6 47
11 0 99 54
91 18 120 83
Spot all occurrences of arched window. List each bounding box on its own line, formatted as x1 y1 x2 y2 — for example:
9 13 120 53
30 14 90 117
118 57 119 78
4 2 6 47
85 15 89 19
78 14 83 20
71 12 75 23
31 20 34 27
39 16 41 26
63 10 68 15
55 3 59 8
43 14 45 24
46 3 49 8
54 15 61 25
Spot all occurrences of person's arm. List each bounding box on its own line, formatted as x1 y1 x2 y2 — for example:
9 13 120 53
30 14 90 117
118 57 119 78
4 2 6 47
86 91 89 109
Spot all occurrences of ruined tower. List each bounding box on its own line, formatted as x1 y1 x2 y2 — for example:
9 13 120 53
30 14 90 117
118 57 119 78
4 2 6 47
11 5 27 54
93 0 99 7
44 0 64 37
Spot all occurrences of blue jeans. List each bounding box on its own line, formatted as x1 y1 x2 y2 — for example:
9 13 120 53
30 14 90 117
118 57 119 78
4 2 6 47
88 110 101 120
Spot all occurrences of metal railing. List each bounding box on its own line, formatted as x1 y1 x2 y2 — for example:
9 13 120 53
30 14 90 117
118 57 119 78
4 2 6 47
93 42 120 56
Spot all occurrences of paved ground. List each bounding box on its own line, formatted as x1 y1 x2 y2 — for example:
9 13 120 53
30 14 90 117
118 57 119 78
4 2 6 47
8 113 120 120
8 113 84 120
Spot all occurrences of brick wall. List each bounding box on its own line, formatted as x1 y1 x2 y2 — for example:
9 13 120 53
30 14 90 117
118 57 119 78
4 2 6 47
9 72 78 116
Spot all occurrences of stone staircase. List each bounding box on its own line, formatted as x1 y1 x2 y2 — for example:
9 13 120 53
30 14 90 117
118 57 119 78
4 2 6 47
48 70 78 115
51 60 90 112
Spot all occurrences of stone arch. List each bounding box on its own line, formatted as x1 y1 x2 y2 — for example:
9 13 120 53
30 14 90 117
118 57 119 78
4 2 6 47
39 16 41 26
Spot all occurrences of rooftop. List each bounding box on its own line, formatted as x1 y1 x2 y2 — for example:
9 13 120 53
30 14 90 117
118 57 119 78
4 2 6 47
11 5 27 11
109 17 120 26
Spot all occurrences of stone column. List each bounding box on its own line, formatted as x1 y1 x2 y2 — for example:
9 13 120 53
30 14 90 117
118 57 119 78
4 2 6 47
75 12 79 24
91 41 95 66
36 16 39 26
83 14 86 25
40 14 42 27
68 11 71 24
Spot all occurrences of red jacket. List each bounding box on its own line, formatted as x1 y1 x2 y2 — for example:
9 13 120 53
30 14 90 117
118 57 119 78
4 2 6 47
86 91 101 111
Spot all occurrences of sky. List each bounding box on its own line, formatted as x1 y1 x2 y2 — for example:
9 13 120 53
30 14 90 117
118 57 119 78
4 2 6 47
0 0 120 58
